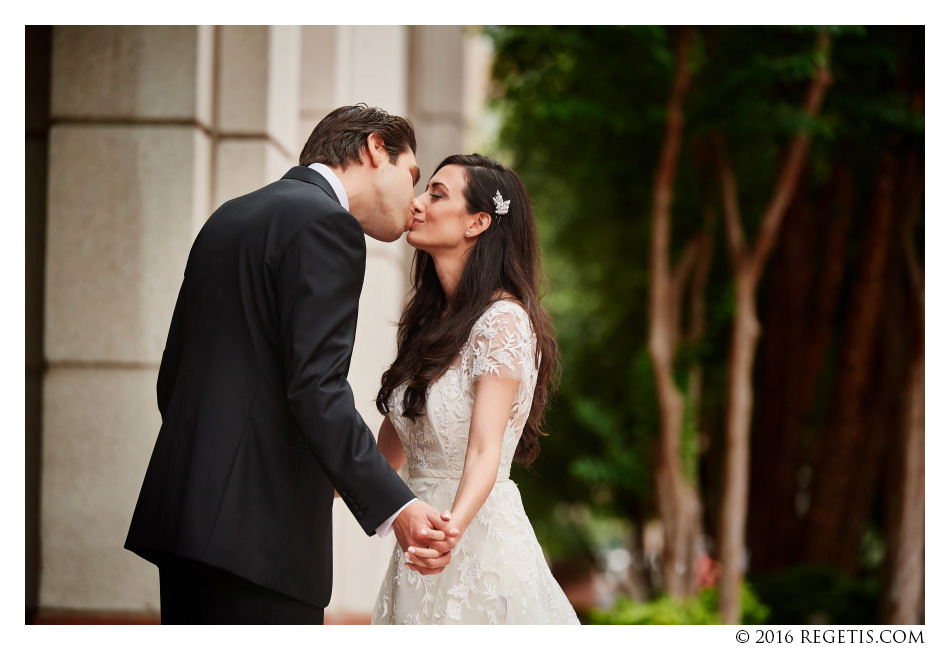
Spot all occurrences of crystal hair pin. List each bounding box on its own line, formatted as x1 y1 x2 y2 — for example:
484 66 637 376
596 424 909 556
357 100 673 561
492 190 510 217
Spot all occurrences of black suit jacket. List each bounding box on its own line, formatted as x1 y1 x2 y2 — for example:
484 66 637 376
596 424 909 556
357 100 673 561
125 166 414 607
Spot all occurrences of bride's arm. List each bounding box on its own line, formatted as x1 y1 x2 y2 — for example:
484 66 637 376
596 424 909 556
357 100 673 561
376 414 407 473
446 375 520 537
336 415 405 498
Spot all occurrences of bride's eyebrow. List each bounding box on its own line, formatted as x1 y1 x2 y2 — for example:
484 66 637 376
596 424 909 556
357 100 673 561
430 181 450 194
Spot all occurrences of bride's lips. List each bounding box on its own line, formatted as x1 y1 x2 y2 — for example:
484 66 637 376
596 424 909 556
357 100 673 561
410 218 423 229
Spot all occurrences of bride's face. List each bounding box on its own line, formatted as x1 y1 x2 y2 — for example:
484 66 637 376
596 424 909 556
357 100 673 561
407 164 474 253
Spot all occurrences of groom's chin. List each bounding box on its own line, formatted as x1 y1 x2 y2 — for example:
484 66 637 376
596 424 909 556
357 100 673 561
368 231 403 244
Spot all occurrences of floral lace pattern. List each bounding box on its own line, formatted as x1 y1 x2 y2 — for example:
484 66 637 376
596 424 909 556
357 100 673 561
372 301 580 625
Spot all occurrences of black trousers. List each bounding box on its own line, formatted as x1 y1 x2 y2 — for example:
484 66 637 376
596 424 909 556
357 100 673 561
158 555 324 624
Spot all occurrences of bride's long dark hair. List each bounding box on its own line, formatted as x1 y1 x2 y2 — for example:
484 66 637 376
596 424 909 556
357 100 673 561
376 154 558 465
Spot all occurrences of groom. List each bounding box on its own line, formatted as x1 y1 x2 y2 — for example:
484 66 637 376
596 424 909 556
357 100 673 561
125 105 458 624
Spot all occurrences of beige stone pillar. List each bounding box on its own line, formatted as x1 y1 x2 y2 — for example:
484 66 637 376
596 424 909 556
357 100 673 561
41 26 215 612
408 26 468 175
213 26 300 207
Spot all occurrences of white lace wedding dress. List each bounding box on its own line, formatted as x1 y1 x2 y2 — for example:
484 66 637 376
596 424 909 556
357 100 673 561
372 300 580 625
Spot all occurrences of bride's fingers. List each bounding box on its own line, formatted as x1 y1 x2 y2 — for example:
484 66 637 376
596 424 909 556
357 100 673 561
426 521 461 539
403 552 449 570
419 528 446 541
406 545 441 559
431 540 454 554
403 549 436 566
414 539 452 555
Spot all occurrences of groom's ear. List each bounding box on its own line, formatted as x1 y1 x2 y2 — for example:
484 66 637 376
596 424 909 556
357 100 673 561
363 133 388 169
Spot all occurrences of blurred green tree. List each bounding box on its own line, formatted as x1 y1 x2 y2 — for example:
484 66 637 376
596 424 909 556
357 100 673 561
486 25 923 624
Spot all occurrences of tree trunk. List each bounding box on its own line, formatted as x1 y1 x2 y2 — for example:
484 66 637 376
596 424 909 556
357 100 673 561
749 167 854 572
798 167 855 420
626 505 654 601
718 276 759 620
880 293 923 623
647 26 704 599
717 30 832 623
800 154 898 570
748 189 816 572
880 150 924 624
685 222 713 576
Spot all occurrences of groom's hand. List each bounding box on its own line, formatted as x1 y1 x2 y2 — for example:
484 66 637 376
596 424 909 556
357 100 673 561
393 501 459 574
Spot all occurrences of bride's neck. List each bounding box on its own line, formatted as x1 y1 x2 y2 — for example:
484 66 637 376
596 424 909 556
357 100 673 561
432 249 468 305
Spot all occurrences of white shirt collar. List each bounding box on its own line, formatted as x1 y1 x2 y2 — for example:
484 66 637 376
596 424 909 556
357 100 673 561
307 163 349 212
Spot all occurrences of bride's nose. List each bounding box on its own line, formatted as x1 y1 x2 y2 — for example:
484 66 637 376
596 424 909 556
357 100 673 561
410 194 424 214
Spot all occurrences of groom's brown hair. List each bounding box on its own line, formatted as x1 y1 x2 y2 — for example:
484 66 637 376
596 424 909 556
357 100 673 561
299 103 416 170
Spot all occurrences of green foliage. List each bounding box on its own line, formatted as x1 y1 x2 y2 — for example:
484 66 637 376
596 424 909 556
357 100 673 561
490 25 843 527
528 504 630 567
591 582 770 625
748 566 879 625
527 503 598 566
488 26 923 605
592 594 720 625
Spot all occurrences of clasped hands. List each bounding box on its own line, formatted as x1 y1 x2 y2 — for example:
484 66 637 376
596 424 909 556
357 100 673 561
392 500 460 575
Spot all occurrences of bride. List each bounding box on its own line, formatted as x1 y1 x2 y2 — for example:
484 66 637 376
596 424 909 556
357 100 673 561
371 154 580 624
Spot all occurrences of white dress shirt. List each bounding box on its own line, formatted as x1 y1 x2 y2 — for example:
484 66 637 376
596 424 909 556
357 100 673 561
307 163 350 212
307 162 416 538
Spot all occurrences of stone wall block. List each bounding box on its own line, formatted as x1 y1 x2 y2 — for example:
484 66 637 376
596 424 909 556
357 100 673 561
217 26 269 134
299 26 339 134
411 26 466 118
51 26 204 122
349 243 409 429
45 125 210 364
40 368 163 611
212 139 295 211
195 25 216 128
218 26 301 157
266 26 303 156
413 121 465 185
335 26 408 116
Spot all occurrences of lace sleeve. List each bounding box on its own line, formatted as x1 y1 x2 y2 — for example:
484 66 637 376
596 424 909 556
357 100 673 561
466 303 536 384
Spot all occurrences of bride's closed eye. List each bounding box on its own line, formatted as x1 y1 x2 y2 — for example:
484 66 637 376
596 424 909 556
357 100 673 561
429 193 443 200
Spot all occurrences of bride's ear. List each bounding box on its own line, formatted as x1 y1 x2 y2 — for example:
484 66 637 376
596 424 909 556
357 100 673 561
465 212 492 238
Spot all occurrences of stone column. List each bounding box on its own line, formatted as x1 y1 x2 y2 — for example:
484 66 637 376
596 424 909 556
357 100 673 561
41 26 215 612
407 26 468 176
213 26 300 206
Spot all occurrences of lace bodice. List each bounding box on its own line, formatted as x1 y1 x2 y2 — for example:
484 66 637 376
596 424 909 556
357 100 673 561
373 300 579 624
387 300 537 479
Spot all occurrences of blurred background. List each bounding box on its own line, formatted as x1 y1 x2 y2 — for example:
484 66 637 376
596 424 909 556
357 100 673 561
25 25 924 625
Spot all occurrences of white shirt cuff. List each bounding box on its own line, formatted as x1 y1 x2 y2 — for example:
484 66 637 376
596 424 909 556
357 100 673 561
375 498 417 538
